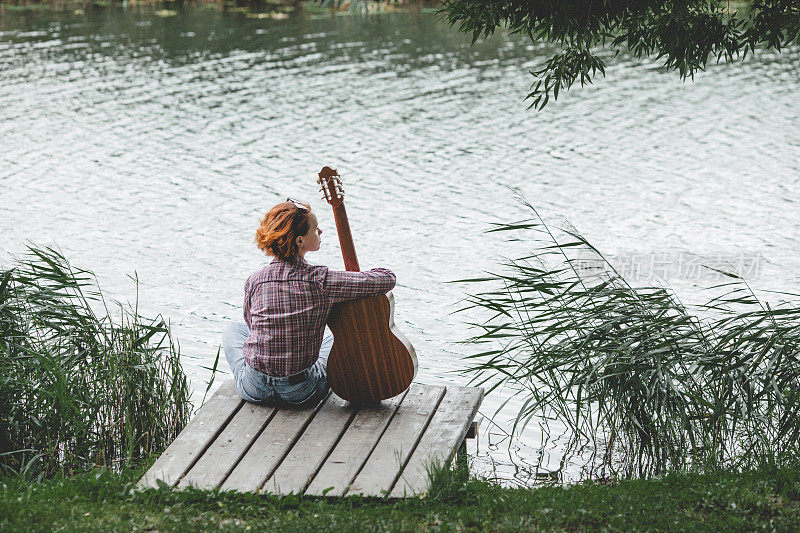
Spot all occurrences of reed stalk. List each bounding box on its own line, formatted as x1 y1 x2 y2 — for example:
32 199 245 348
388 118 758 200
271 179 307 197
456 195 800 477
0 245 191 480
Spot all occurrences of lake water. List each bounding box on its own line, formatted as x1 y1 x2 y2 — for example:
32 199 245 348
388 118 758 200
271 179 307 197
2 3 799 485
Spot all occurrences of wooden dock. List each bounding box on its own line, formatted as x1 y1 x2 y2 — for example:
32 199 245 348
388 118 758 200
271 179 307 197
138 379 483 498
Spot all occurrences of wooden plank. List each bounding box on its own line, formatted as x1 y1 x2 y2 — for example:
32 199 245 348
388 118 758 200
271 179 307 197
346 383 446 497
177 402 277 490
305 389 408 497
220 391 329 493
389 386 483 498
261 393 355 495
137 380 243 489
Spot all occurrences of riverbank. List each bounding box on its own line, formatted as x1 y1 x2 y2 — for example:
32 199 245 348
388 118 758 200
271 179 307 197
0 0 434 16
2 461 799 531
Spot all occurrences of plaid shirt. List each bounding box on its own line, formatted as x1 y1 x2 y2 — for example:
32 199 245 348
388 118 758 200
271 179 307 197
242 255 396 377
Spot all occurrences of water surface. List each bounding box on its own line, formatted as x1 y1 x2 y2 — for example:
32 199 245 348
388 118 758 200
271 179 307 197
2 4 799 485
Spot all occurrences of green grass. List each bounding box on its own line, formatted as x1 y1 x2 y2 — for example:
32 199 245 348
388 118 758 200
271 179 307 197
1 460 799 531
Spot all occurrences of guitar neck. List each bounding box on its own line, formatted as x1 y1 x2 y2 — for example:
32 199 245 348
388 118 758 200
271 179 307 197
331 203 360 272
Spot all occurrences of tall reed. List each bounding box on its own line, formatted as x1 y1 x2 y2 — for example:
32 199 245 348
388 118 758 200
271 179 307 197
0 245 191 479
456 196 800 477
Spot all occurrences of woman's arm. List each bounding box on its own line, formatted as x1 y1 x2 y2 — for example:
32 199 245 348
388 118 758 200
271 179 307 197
243 279 252 327
322 267 396 304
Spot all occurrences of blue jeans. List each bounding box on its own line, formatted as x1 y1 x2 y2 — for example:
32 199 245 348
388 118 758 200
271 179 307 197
222 322 331 407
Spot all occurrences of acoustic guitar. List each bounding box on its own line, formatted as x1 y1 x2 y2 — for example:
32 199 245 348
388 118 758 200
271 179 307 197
317 166 418 404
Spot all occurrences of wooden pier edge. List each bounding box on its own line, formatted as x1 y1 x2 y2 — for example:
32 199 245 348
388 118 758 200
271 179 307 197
137 379 483 498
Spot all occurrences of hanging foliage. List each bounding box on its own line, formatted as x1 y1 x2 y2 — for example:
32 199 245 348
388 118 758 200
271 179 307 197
438 0 800 108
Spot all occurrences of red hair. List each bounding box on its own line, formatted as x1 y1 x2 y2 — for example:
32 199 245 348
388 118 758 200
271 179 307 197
255 201 312 260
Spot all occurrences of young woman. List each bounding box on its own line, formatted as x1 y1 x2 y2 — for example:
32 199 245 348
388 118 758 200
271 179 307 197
222 199 396 407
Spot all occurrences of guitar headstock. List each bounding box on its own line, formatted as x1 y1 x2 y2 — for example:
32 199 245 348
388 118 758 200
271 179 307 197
317 166 344 208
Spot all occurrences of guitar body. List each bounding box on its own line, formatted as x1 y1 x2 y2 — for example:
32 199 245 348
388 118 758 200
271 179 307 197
326 292 417 404
316 165 418 405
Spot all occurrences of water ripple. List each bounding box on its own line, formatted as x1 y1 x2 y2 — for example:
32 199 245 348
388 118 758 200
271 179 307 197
2 7 799 485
